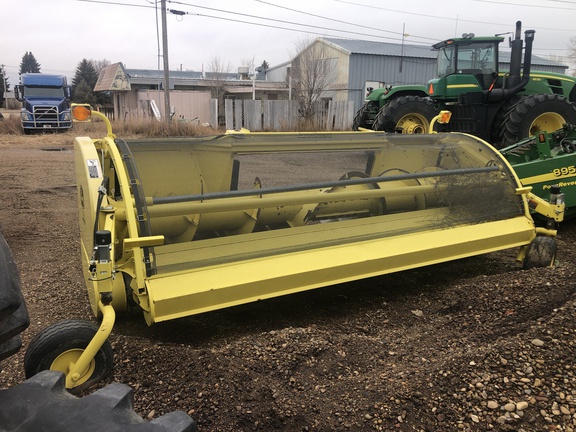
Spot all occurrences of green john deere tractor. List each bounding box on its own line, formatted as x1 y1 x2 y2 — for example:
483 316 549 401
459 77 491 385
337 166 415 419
353 21 576 149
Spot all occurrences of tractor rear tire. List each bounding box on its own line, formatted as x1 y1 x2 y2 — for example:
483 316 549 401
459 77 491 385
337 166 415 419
500 94 576 147
0 229 29 364
372 96 440 133
490 96 522 149
24 319 114 393
0 370 197 431
523 236 557 270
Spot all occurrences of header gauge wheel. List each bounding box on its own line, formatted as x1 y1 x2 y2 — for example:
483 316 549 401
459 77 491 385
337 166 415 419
24 319 113 393
523 236 557 270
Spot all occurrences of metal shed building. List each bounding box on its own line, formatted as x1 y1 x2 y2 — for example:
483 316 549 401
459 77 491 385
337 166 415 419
267 37 569 113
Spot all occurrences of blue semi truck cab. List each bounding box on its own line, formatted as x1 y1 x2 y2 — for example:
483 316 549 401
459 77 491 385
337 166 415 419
14 73 72 133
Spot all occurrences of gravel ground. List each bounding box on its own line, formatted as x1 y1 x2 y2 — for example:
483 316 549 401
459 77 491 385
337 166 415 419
0 131 575 432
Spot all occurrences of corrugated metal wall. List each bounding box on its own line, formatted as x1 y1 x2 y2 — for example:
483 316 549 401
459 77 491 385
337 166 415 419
498 61 564 74
347 54 437 111
266 65 288 82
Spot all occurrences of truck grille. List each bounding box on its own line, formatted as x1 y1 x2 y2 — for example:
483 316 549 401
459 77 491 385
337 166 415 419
27 105 70 129
33 105 59 122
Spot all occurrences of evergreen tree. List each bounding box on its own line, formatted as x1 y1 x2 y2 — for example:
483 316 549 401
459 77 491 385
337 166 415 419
19 52 41 74
89 58 112 106
72 59 99 104
73 80 97 106
72 59 98 88
260 60 270 70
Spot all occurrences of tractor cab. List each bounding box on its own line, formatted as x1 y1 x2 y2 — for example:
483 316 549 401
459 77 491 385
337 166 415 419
428 35 504 99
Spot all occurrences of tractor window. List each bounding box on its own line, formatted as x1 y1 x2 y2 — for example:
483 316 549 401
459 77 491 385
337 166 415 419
437 46 456 77
456 43 497 75
437 42 497 78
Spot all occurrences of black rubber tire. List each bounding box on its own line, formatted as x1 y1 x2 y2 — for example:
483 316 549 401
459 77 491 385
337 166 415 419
500 94 576 147
24 319 113 393
0 370 197 431
352 101 378 130
523 236 557 270
489 96 522 149
0 229 30 364
372 95 440 133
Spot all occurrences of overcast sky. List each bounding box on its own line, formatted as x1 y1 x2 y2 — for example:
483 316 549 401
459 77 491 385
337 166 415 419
2 0 575 86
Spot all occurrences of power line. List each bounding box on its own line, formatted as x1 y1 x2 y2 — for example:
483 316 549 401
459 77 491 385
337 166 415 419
329 0 576 33
175 9 418 44
71 0 576 53
75 0 154 9
251 0 437 42
72 0 430 43
470 0 576 9
168 0 427 42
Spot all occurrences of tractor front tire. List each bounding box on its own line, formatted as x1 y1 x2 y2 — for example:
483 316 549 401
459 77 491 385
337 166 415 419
372 96 439 133
523 236 557 270
352 101 378 130
24 319 113 393
500 94 576 147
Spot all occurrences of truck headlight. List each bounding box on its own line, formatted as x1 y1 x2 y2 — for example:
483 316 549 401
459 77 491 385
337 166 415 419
20 110 32 121
62 112 71 121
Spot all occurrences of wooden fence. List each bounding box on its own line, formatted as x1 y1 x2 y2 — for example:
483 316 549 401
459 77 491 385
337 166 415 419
224 99 355 131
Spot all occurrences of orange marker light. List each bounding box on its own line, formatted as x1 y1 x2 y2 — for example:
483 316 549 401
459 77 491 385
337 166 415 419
538 132 546 143
428 83 434 95
72 105 92 122
439 111 452 124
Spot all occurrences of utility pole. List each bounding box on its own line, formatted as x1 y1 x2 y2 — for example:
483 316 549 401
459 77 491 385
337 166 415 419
0 65 6 109
161 0 171 122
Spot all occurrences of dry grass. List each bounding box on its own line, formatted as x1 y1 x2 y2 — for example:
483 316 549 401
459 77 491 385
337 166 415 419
0 114 220 138
97 117 220 138
0 116 23 135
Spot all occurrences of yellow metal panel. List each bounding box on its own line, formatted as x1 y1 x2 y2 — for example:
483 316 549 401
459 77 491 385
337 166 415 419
145 216 535 324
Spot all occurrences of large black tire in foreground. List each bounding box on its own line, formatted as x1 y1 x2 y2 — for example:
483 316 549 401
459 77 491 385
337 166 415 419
0 229 29 364
24 319 114 393
372 95 440 133
500 94 576 148
0 370 197 432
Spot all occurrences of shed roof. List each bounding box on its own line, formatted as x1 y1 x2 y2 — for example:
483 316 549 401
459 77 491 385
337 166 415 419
322 38 435 59
320 37 566 68
94 62 131 91
126 69 274 83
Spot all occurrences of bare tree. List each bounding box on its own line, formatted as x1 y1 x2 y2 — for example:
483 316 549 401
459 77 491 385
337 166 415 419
206 54 233 101
290 38 337 124
90 58 112 74
567 37 576 77
240 56 256 76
